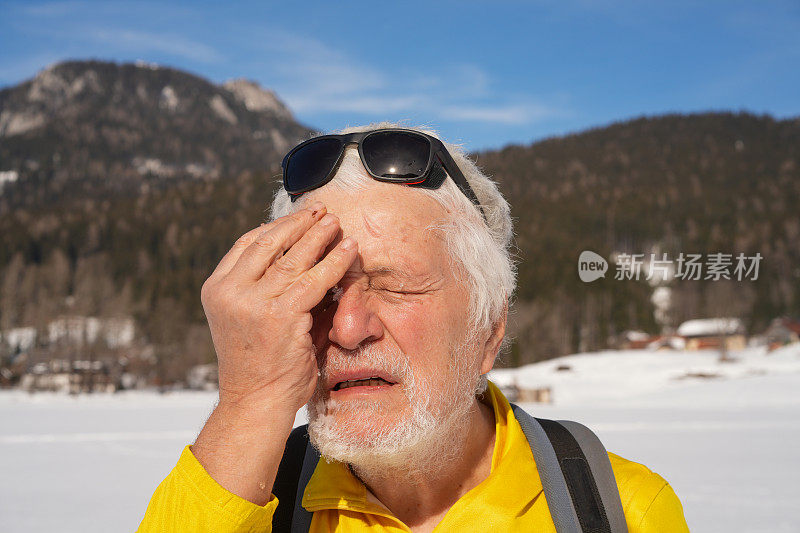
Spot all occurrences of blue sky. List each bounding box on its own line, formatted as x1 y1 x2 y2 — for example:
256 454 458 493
1 0 798 150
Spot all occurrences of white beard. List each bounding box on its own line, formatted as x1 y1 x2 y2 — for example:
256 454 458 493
306 341 483 480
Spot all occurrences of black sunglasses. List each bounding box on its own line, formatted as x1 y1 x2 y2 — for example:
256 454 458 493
281 129 484 215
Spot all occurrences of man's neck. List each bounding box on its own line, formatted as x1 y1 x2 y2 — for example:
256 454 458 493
354 398 497 533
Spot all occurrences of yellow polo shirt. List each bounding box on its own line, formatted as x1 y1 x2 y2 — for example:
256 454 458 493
138 382 689 531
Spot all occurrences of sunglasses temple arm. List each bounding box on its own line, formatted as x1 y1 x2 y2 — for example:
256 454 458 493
435 150 486 219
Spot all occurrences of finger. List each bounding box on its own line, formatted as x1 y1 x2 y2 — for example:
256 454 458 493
209 223 273 280
282 237 358 311
211 203 326 281
266 213 341 286
229 203 327 281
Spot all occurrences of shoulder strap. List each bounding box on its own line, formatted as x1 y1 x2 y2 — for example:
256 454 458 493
557 420 627 532
272 424 319 533
290 435 319 532
511 404 628 533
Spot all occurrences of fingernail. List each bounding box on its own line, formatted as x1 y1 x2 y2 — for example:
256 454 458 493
340 237 357 250
308 201 324 216
320 214 336 226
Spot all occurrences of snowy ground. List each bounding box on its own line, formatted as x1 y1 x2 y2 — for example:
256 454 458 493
1 344 799 532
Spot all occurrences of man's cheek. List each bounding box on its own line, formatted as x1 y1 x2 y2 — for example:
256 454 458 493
391 312 439 352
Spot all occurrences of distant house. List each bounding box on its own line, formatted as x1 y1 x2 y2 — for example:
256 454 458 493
19 359 118 393
614 330 684 351
0 326 37 354
617 330 657 350
47 315 135 348
763 317 800 351
1 316 136 355
498 380 552 403
676 318 747 351
1 316 139 392
646 336 686 351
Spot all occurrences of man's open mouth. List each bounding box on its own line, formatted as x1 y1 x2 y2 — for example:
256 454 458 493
332 377 395 391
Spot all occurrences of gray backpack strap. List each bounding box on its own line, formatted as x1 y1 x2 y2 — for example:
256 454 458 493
512 404 584 532
289 439 320 533
511 404 627 533
558 421 627 532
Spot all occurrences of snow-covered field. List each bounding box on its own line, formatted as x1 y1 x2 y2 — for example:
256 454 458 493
1 344 799 532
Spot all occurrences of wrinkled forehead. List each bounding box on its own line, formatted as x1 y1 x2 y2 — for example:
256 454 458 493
307 180 451 274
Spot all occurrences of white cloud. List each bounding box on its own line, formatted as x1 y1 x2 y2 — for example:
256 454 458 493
290 95 428 115
247 30 564 126
255 31 386 97
87 29 223 64
10 2 214 66
440 103 558 125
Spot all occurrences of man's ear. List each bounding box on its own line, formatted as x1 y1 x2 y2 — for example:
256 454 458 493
480 299 508 375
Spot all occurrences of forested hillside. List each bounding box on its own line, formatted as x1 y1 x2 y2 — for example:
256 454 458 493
477 113 800 364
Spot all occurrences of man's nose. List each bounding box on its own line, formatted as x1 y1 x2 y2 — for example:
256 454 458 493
328 287 384 350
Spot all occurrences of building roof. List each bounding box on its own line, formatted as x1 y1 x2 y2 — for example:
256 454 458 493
677 318 745 337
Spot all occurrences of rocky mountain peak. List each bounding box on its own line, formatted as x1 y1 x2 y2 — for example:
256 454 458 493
0 59 312 207
222 78 293 119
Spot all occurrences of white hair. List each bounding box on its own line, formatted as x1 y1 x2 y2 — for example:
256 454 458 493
271 122 516 376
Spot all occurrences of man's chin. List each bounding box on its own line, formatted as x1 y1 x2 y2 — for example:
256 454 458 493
308 397 410 442
306 393 474 480
306 396 432 465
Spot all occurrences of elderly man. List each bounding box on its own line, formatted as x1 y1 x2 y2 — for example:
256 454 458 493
139 124 689 532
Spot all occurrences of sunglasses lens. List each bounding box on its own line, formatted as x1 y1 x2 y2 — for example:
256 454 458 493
361 131 430 180
285 137 344 193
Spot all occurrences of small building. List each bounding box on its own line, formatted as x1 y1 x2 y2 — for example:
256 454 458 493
646 336 686 351
617 330 658 350
763 317 800 351
676 318 747 351
613 331 684 351
498 381 552 403
19 359 117 393
1 326 37 354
